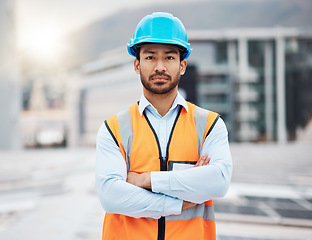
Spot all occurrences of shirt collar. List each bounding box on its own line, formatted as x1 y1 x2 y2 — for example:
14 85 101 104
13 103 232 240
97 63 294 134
138 92 188 116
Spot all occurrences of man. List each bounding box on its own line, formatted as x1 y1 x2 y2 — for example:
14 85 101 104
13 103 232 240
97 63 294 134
96 12 232 240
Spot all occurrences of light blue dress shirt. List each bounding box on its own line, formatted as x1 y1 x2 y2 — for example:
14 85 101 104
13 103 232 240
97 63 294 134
96 92 232 219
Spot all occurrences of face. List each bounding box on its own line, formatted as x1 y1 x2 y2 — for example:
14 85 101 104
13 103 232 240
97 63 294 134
134 44 187 95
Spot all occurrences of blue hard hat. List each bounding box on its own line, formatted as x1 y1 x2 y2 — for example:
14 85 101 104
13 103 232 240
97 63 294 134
127 12 192 60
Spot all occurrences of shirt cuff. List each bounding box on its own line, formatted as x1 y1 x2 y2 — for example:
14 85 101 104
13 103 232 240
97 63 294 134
163 194 182 216
151 171 182 215
151 171 171 195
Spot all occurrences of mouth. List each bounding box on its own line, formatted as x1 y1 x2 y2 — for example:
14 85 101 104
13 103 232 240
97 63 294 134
152 77 168 82
150 73 171 81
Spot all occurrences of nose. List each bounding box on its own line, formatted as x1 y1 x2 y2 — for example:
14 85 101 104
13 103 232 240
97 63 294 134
154 59 166 72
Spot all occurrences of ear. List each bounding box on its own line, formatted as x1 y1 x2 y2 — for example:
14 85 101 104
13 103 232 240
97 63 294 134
134 59 140 74
180 59 187 76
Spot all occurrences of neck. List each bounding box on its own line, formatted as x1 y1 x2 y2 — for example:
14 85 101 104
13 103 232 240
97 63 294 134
143 88 178 117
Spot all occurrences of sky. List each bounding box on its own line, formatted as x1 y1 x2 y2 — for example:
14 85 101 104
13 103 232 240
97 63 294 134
16 0 195 56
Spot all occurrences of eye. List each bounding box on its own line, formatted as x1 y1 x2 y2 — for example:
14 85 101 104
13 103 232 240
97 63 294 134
167 56 175 60
146 56 154 60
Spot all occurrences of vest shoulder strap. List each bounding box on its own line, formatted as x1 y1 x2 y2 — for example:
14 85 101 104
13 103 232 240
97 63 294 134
194 104 220 149
105 104 137 170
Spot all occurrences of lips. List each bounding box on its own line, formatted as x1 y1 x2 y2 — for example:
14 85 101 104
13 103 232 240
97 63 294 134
152 76 168 81
150 73 171 81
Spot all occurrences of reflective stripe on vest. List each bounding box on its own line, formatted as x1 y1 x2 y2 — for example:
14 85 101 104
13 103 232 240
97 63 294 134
104 101 219 240
194 106 220 150
117 109 133 172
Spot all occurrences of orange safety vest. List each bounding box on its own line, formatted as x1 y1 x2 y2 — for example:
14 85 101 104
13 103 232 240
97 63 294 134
103 101 220 240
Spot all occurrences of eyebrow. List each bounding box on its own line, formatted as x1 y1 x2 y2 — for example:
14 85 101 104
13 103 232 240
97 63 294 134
142 49 179 55
142 49 155 54
165 50 178 55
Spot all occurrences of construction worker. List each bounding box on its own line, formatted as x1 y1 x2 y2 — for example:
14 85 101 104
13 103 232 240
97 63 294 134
96 12 232 240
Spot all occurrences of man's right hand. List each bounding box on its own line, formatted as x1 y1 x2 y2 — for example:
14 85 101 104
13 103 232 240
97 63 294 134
182 200 197 211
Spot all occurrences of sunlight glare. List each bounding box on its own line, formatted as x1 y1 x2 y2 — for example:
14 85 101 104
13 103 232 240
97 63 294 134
23 29 63 61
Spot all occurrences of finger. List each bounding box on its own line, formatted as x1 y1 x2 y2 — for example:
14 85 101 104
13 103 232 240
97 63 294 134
203 156 210 165
195 154 207 167
195 159 201 167
198 154 211 167
195 158 203 167
196 161 202 167
200 154 208 164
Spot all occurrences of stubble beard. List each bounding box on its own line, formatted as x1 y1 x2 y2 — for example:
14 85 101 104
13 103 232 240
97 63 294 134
140 71 180 95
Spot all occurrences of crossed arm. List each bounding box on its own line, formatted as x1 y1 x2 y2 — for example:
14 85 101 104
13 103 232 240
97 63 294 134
95 118 232 219
126 154 211 211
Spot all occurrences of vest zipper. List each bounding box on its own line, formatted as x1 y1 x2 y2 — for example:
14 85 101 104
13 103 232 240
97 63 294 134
160 156 168 171
143 106 182 240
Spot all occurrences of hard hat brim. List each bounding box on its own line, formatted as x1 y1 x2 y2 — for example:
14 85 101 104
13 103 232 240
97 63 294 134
127 38 192 60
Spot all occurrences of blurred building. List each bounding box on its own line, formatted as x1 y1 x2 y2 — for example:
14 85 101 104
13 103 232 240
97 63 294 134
68 27 312 146
20 78 67 148
187 28 312 142
0 0 21 149
67 48 141 147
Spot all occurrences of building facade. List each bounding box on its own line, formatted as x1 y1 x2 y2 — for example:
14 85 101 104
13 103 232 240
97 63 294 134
70 27 312 146
186 28 312 142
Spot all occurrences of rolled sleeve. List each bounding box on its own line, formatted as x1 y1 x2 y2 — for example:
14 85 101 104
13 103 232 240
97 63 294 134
163 194 183 216
151 171 171 194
